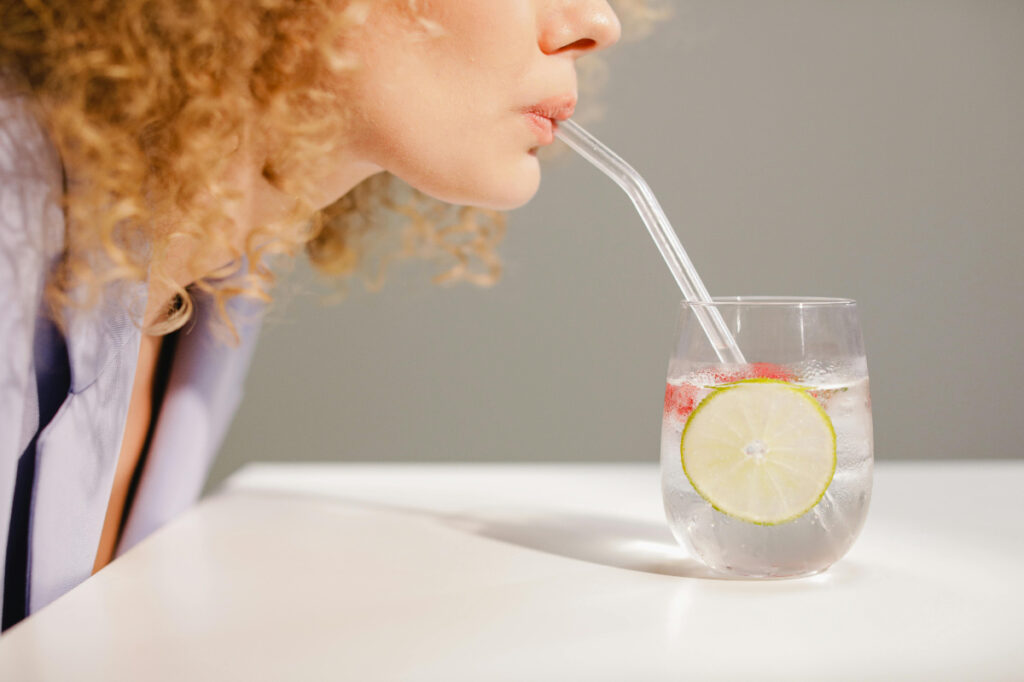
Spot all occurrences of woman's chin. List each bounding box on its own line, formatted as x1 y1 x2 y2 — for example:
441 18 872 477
402 155 541 210
470 157 542 210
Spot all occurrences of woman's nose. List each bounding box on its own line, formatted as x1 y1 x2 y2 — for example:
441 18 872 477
538 0 622 57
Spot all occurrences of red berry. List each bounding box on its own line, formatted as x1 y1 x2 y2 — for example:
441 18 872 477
664 382 699 420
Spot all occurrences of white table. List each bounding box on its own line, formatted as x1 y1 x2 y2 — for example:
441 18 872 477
0 462 1022 681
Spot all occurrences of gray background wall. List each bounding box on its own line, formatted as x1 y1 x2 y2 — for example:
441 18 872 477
210 0 1024 490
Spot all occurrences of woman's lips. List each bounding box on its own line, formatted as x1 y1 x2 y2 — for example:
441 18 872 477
523 97 576 146
524 112 557 144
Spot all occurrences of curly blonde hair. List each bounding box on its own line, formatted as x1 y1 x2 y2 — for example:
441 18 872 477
0 0 667 337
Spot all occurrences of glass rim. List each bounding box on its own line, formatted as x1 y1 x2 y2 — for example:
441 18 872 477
680 296 856 308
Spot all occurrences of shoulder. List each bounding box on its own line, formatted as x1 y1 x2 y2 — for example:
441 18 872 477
0 74 59 168
0 79 65 248
0 79 65 304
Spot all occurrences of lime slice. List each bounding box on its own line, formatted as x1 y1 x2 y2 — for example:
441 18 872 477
681 379 836 525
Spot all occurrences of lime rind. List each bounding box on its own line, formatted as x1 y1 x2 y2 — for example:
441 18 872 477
680 379 837 526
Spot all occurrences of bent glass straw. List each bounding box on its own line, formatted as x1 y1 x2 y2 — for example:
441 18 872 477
555 119 746 364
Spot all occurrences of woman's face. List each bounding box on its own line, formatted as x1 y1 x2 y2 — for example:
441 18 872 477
337 0 621 210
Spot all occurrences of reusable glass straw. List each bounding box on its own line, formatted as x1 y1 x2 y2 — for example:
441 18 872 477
555 119 746 364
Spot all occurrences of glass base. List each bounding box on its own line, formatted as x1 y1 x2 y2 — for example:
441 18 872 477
705 564 831 580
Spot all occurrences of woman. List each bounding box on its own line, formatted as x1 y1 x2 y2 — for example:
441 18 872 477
0 0 639 628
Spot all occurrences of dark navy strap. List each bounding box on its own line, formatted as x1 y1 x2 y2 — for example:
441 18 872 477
2 312 70 631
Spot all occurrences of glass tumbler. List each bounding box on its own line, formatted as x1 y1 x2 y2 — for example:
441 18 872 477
660 297 873 578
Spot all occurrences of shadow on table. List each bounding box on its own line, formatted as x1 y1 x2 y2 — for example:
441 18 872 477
229 487 730 579
439 508 727 579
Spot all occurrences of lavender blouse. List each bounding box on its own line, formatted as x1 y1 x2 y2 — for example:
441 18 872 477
0 90 265 625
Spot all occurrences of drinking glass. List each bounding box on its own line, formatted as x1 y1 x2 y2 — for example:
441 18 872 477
660 297 873 578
